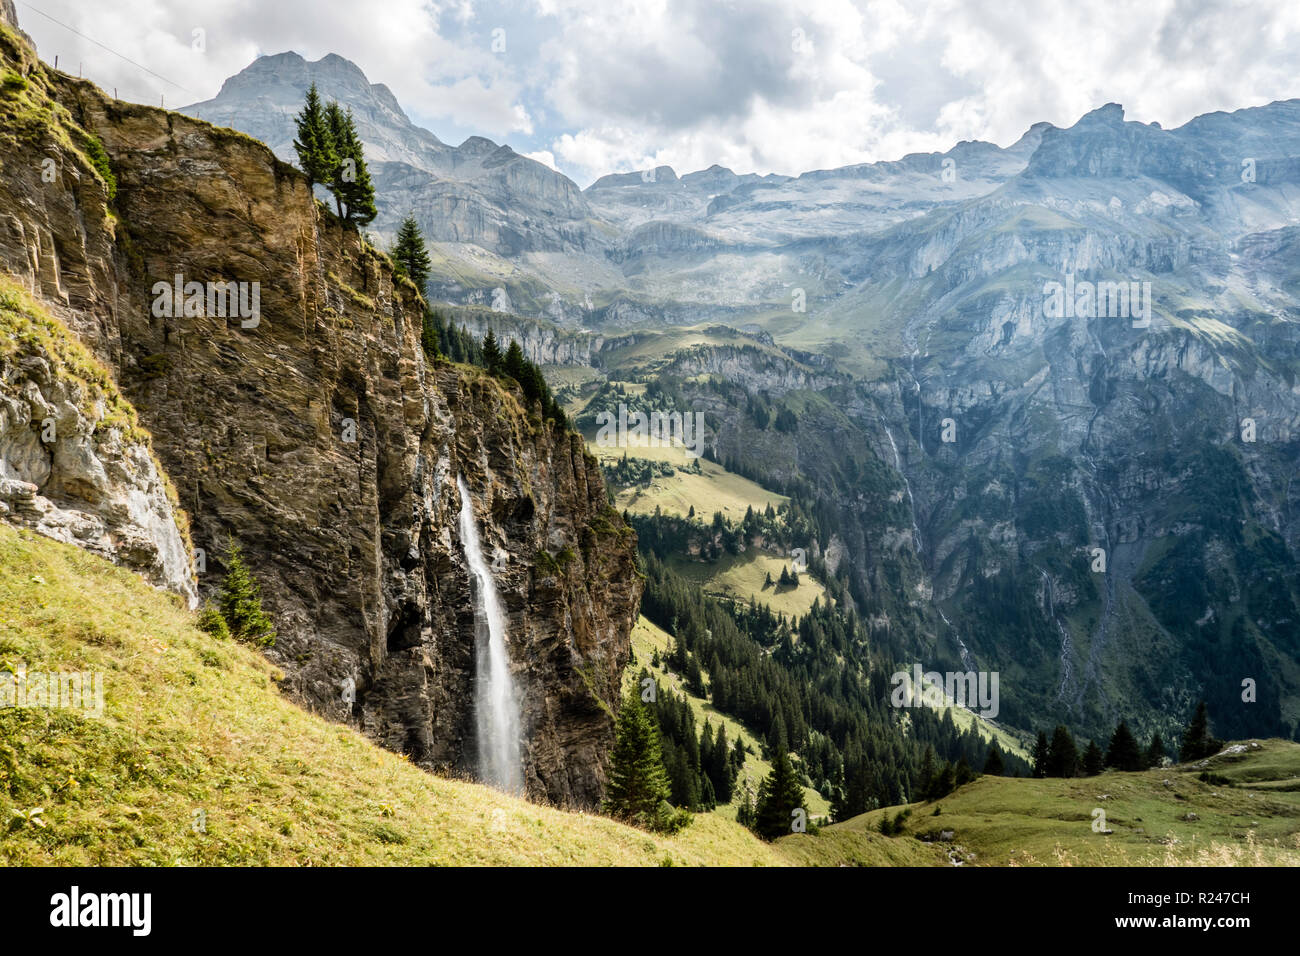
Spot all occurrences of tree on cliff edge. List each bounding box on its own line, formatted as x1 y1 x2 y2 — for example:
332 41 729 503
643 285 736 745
391 215 431 292
292 83 336 191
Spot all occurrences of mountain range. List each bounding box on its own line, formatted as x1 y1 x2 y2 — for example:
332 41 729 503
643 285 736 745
177 50 1300 747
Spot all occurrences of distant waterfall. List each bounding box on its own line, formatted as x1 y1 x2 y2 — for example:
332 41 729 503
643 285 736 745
456 475 523 794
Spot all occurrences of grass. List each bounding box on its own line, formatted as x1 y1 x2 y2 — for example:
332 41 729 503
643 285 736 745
667 550 829 619
806 742 1300 866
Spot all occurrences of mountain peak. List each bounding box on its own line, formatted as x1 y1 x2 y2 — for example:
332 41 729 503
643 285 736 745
1078 102 1126 125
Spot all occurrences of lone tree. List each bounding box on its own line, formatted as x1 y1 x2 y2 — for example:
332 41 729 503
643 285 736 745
752 746 807 840
1179 701 1223 762
1105 719 1143 772
217 541 276 647
292 82 336 190
391 215 431 291
603 689 680 833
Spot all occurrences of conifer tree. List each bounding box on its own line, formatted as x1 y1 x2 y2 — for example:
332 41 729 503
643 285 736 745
391 214 431 291
1146 731 1166 769
323 101 348 218
954 754 975 786
217 541 276 647
1179 701 1222 762
982 742 1005 777
1031 731 1050 778
604 689 678 832
709 724 734 803
323 103 377 226
1106 719 1143 771
1082 739 1105 776
503 339 526 384
753 747 806 840
482 330 502 373
1047 725 1078 778
919 745 936 794
293 82 336 190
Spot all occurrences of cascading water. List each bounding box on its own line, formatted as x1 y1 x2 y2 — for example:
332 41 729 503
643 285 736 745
457 475 523 794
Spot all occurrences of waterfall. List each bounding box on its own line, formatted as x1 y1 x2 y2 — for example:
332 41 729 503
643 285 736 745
457 475 523 794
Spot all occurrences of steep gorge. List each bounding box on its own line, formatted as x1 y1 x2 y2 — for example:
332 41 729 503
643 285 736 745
0 6 639 807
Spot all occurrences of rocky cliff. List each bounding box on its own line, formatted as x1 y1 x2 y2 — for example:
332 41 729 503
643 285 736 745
0 11 639 807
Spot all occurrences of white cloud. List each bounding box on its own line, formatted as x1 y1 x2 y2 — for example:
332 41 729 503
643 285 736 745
17 0 1300 187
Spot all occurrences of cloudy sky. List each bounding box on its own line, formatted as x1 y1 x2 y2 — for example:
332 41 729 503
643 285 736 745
16 0 1300 185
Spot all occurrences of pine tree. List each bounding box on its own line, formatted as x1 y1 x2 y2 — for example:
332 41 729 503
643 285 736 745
982 742 1005 777
1082 739 1105 776
752 747 806 840
1146 732 1166 769
420 309 442 361
1106 720 1143 772
767 711 788 755
391 215 431 291
604 689 678 832
1179 701 1222 762
1047 725 1079 778
1031 731 1050 778
954 754 975 786
503 339 526 384
217 541 276 646
482 330 502 373
919 745 935 794
324 103 376 226
928 761 956 799
292 82 336 190
323 101 348 218
735 788 756 829
709 724 734 803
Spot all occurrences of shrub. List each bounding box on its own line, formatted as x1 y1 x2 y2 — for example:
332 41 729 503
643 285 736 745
217 541 276 647
197 605 231 640
81 133 117 200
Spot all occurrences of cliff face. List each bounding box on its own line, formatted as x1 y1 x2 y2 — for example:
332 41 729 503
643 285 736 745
0 13 638 806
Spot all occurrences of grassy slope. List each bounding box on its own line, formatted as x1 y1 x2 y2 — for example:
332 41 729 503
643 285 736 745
790 742 1300 866
0 525 783 866
587 434 788 520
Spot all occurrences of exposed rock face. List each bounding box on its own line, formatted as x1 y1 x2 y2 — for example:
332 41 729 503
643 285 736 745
0 15 638 806
0 334 198 606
